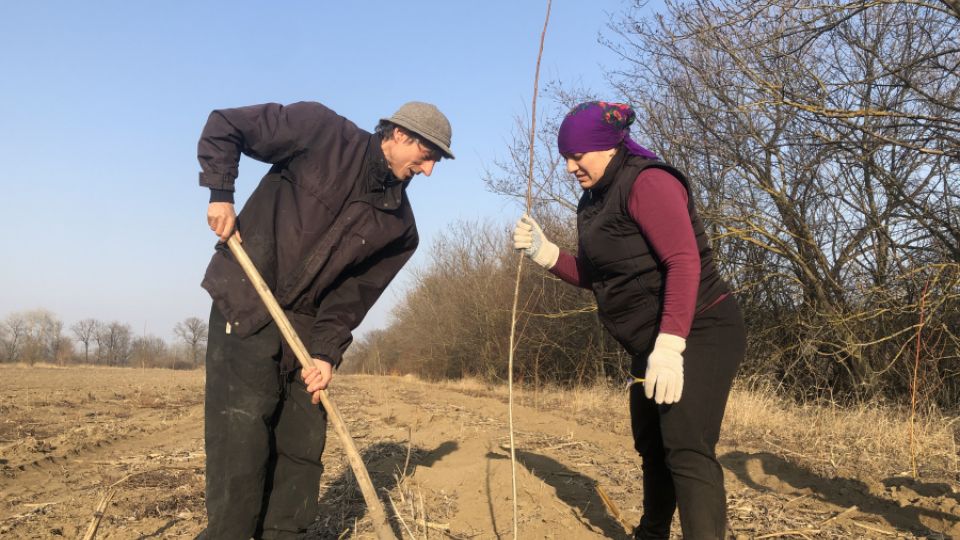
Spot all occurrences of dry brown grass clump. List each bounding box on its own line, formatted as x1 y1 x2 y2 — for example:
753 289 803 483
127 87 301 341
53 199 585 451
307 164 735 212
434 376 959 481
722 383 959 480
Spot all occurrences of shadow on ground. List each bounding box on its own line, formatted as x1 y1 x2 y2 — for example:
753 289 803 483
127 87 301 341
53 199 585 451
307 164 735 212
135 518 181 539
306 440 458 539
488 448 632 539
721 450 959 536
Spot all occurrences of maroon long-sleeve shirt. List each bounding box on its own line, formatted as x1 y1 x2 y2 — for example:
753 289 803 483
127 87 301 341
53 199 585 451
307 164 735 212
550 168 701 338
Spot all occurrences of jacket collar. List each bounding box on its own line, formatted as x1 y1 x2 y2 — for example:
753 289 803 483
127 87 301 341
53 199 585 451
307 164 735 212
361 134 406 210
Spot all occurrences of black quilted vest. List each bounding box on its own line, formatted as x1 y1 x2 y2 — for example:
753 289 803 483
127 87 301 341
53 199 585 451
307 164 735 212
577 150 729 356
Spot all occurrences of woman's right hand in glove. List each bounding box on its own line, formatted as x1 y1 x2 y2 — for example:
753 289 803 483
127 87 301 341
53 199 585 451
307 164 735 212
513 214 559 269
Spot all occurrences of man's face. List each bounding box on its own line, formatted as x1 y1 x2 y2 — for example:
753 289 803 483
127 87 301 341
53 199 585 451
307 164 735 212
385 130 440 181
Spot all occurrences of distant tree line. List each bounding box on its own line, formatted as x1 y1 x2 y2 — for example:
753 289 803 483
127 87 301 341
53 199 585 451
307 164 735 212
347 0 960 409
345 220 631 386
0 309 208 370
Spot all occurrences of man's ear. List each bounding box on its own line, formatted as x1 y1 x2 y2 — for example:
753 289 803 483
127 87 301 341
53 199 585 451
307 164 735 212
394 129 413 145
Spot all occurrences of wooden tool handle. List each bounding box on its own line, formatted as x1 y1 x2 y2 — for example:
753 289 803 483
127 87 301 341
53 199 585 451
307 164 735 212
226 235 396 540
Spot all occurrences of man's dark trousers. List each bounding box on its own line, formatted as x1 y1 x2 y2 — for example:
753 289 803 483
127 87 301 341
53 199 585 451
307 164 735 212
630 296 746 540
204 305 328 540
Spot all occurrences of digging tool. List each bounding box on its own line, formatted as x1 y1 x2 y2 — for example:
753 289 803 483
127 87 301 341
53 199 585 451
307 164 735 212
226 235 397 540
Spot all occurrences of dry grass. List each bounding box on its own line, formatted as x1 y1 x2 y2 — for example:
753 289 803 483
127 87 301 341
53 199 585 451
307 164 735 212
722 383 960 480
431 375 959 482
434 375 629 413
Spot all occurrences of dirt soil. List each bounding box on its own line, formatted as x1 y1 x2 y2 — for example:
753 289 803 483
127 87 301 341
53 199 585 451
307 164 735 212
1 366 958 539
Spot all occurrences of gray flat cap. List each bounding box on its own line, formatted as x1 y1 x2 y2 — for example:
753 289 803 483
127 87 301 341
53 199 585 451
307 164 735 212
382 102 455 159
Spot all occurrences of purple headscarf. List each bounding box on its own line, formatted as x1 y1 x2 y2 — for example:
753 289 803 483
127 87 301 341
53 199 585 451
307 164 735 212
557 101 658 160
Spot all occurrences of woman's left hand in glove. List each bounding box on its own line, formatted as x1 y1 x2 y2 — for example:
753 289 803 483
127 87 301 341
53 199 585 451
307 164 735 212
644 333 685 404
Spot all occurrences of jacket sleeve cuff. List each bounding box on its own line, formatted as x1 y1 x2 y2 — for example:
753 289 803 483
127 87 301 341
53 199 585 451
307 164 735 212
209 189 235 204
308 342 344 368
198 171 237 191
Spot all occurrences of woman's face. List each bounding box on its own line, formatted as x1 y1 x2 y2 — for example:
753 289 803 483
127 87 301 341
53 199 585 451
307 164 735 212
564 148 617 189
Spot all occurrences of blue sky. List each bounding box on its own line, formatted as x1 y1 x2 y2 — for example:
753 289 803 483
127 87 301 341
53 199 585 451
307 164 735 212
0 1 653 342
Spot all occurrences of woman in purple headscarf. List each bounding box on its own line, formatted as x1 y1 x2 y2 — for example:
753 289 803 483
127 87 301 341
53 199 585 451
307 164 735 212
514 101 746 540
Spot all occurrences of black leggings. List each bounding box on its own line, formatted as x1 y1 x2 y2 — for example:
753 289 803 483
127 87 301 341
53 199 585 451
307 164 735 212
630 295 746 540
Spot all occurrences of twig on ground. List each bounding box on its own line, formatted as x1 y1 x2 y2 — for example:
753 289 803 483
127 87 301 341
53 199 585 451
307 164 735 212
595 484 632 535
394 473 407 504
81 487 117 540
417 487 427 539
820 505 858 525
22 502 58 508
762 436 812 460
387 493 416 540
403 426 413 479
851 520 896 535
1 502 58 528
78 469 168 540
416 519 451 532
784 493 809 505
755 530 820 539
539 441 584 452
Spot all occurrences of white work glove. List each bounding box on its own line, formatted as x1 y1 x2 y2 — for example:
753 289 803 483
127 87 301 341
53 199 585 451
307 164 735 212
513 214 560 269
644 333 686 404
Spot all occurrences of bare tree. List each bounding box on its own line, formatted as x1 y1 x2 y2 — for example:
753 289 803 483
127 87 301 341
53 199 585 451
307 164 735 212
71 318 99 364
598 0 960 403
354 0 959 405
347 219 624 387
131 335 168 369
97 322 133 367
174 317 208 368
53 336 75 366
12 310 63 365
2 313 27 362
46 318 64 365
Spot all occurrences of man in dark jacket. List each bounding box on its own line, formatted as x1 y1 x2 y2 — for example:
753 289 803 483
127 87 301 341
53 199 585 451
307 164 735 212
196 100 454 539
